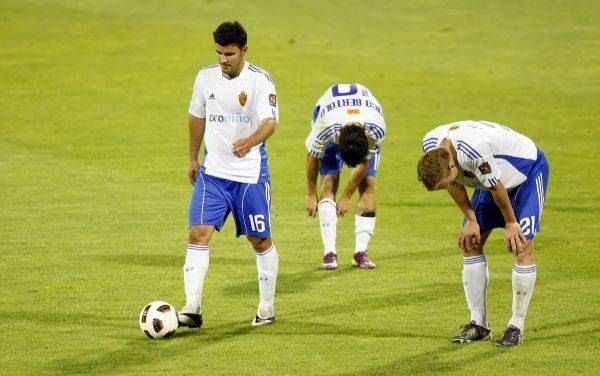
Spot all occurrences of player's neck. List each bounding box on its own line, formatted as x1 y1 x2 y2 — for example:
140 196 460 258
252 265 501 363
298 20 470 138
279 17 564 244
222 60 246 79
441 139 458 165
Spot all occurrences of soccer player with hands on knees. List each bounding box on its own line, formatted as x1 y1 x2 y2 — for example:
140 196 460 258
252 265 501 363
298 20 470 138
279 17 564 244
180 21 280 329
418 120 549 346
305 84 386 270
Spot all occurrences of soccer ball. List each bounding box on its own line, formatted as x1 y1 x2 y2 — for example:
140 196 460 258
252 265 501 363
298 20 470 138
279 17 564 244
139 301 178 339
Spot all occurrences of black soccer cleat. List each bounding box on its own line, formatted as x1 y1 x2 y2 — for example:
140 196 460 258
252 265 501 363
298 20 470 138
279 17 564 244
451 320 492 343
496 325 523 346
178 305 203 328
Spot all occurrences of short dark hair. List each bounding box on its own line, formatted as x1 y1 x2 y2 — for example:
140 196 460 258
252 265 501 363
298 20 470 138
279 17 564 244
339 124 369 167
213 21 247 48
417 148 451 191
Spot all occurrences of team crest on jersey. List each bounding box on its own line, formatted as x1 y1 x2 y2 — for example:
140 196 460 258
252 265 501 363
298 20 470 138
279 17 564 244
269 94 277 107
238 91 248 106
450 125 461 131
478 162 492 175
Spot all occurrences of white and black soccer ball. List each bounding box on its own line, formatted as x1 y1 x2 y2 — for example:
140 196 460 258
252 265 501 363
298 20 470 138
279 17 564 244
139 301 178 339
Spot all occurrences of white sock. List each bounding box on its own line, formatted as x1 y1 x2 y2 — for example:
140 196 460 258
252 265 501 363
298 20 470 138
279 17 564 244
509 264 537 331
183 244 209 312
355 215 376 253
462 254 489 327
256 244 279 316
318 199 337 254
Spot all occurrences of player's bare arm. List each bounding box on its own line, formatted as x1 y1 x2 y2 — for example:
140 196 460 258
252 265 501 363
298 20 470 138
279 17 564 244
337 160 370 217
233 117 276 158
488 181 527 254
306 154 320 217
447 181 481 251
189 115 206 185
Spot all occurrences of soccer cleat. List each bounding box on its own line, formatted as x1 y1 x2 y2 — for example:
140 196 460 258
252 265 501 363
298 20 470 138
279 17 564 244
352 251 376 269
321 252 338 270
451 320 492 343
178 305 202 328
252 305 275 327
496 325 523 346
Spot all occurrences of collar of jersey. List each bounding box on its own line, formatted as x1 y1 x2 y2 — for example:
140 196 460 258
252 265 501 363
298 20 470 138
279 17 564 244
221 61 249 81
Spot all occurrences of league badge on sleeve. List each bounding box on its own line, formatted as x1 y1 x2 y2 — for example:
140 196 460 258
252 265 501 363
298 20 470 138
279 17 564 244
238 91 248 106
269 94 277 107
478 162 492 175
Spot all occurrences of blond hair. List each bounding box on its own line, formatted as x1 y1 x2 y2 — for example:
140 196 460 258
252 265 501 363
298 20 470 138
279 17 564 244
417 148 451 190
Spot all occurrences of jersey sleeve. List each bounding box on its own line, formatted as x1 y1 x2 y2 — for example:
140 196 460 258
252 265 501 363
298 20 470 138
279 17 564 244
364 122 386 159
422 131 442 153
457 141 502 188
305 118 337 159
188 71 206 118
255 75 279 123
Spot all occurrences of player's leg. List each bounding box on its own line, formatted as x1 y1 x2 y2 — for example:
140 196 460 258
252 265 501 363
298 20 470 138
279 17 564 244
353 175 377 269
180 172 229 328
319 175 339 269
497 153 548 346
232 181 278 326
452 230 493 343
247 236 278 326
318 142 342 270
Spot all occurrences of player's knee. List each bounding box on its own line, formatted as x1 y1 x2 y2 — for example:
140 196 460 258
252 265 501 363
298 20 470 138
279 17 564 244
248 236 273 252
189 226 212 245
515 240 535 264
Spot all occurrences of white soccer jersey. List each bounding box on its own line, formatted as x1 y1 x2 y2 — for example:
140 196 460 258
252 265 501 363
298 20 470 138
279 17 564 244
421 120 538 191
189 61 279 184
305 84 386 159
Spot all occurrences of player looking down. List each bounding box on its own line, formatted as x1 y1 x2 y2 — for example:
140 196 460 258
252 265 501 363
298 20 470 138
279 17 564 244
179 21 279 329
418 120 549 346
305 84 386 270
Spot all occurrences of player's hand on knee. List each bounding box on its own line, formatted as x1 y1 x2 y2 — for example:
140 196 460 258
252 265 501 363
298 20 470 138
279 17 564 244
306 194 318 217
459 220 481 251
336 195 351 217
189 160 200 185
505 222 526 254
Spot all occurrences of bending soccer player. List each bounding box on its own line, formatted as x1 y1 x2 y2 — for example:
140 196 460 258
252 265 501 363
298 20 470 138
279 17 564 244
179 21 279 328
417 120 549 346
305 84 386 270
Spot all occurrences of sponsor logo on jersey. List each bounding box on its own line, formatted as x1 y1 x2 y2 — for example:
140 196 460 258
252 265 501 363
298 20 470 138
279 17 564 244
478 162 492 174
208 113 251 124
209 93 215 100
450 125 460 131
239 91 248 106
269 94 277 107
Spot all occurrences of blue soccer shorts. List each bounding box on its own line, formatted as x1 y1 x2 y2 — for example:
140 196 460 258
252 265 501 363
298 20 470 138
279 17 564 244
319 142 382 177
469 148 549 240
189 172 272 238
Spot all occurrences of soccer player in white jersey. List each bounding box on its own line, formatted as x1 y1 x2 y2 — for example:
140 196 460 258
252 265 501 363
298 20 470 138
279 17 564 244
417 120 550 346
305 84 386 270
179 21 279 328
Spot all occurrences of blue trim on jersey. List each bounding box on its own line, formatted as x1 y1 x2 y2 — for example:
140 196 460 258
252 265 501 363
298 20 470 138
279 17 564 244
494 153 537 177
248 64 273 83
488 177 498 186
422 141 438 152
365 123 385 139
316 126 335 140
312 105 321 124
456 141 482 159
258 142 270 183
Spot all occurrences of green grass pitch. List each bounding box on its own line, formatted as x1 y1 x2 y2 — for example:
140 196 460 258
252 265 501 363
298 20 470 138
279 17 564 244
1 0 599 374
